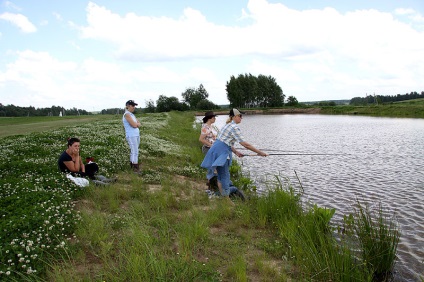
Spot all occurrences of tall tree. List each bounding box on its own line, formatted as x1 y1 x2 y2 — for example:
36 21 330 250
226 73 284 108
181 84 209 109
144 99 156 113
156 95 187 112
286 96 298 106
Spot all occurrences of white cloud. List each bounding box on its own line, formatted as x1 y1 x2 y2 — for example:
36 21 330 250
0 12 37 33
78 1 424 66
53 12 63 21
3 1 21 12
395 8 416 15
2 0 424 110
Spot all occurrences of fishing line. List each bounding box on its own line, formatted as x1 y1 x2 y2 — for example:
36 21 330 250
235 148 307 153
241 153 345 156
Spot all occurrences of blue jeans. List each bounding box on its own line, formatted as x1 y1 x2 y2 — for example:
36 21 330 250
216 158 231 196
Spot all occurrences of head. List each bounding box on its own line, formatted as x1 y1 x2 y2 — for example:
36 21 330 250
125 100 138 111
67 137 81 153
202 111 217 123
229 108 244 124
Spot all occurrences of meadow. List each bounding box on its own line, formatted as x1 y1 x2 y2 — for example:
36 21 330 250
0 112 402 281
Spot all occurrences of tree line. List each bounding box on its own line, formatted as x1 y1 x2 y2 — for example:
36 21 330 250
130 74 293 113
1 74 295 116
350 91 424 105
142 84 220 113
0 104 91 117
17 74 424 117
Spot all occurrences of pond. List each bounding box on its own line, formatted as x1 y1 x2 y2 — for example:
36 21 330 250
205 113 424 281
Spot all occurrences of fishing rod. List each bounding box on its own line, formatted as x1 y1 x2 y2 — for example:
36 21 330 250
241 153 345 156
235 148 307 153
234 147 346 156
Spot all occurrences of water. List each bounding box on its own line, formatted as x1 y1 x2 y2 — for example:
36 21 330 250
206 114 424 281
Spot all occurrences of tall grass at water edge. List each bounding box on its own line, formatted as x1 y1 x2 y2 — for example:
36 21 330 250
0 112 402 281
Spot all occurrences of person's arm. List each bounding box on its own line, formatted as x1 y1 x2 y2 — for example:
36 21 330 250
63 154 84 172
79 157 85 173
239 141 268 156
231 146 244 157
125 113 140 128
199 133 213 147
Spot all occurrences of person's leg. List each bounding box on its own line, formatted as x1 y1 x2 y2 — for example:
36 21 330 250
95 175 117 183
126 136 138 164
216 160 231 197
202 145 210 155
127 136 141 173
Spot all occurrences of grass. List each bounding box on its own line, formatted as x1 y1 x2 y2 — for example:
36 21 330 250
0 111 402 281
0 115 110 138
319 99 424 118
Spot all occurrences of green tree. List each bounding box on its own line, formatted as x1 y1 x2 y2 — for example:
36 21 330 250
226 73 284 108
196 99 219 111
226 75 244 108
156 95 187 112
144 99 156 113
286 96 299 106
181 84 209 109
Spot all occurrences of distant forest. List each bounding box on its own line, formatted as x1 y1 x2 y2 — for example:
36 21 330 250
350 91 424 105
0 104 91 117
1 90 423 117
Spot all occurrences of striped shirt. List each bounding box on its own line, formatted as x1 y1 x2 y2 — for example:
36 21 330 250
217 121 245 147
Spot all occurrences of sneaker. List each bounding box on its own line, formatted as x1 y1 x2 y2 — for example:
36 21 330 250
96 175 118 183
92 180 109 186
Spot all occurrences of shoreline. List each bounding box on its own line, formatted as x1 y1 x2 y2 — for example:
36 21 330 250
196 107 321 116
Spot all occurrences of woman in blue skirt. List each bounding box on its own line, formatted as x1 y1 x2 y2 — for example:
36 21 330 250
201 108 268 200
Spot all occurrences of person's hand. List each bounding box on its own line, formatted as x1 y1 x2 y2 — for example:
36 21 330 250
258 151 268 157
71 148 79 157
235 151 244 158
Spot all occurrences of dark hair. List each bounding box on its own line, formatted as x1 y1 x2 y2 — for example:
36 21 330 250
202 111 217 123
67 137 80 147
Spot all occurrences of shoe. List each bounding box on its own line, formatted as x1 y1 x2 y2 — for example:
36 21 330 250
92 180 109 186
96 175 118 183
132 164 142 175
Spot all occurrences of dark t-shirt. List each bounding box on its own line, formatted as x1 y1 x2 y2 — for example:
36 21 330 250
58 151 99 179
58 151 72 173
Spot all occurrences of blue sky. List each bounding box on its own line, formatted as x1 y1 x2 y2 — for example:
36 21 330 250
1 0 424 111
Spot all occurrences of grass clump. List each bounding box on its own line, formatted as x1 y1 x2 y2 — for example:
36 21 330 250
347 200 400 281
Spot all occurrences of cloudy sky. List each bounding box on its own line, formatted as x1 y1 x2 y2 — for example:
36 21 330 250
1 0 424 111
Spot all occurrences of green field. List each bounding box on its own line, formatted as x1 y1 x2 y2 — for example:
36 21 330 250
0 115 112 138
319 99 424 118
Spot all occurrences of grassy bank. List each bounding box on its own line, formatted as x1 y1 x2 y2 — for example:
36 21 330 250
319 99 424 118
0 112 401 281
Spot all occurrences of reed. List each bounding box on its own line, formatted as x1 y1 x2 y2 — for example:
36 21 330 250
349 200 400 281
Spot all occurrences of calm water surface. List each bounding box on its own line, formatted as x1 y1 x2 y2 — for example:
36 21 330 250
210 114 423 281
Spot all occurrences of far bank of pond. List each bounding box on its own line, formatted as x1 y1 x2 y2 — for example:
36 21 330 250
196 103 424 119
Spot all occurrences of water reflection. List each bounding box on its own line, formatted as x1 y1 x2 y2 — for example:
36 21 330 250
205 114 424 281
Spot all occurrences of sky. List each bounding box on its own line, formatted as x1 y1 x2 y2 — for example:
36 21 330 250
1 0 424 112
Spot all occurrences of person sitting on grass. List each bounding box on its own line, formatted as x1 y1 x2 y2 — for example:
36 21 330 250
58 137 116 186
